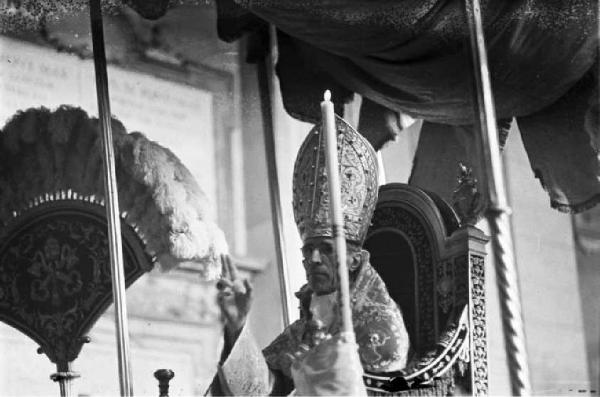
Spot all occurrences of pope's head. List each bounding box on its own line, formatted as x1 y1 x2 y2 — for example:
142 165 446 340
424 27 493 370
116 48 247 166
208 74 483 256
301 237 364 295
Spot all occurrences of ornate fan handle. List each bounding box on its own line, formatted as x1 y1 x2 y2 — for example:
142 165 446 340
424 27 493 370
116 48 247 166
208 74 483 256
154 369 175 397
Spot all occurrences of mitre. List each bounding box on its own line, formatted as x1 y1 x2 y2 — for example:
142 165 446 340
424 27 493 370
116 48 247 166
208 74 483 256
292 116 378 244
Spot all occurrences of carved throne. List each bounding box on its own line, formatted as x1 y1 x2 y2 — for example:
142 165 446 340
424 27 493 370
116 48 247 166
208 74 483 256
363 183 488 396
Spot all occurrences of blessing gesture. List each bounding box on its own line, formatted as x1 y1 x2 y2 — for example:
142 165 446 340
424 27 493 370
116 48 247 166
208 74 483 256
216 254 253 336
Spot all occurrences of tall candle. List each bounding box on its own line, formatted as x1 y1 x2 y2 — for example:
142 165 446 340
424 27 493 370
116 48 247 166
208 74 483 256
321 90 353 336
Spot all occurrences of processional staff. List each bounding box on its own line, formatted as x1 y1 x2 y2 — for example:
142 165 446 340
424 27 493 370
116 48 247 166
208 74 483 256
89 0 134 395
257 24 293 327
464 0 532 395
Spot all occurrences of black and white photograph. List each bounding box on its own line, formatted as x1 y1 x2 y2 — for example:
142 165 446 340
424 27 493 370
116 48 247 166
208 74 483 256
0 1 599 396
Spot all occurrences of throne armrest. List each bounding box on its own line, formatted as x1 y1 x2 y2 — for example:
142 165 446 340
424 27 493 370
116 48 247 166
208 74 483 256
363 307 469 394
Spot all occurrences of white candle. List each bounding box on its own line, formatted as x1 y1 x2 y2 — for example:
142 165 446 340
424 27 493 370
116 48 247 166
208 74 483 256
320 90 353 336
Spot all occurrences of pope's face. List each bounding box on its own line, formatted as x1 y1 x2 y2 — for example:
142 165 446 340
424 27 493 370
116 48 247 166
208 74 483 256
302 237 359 295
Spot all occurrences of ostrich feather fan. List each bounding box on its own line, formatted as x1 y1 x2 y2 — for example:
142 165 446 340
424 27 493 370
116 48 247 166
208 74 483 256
0 106 228 279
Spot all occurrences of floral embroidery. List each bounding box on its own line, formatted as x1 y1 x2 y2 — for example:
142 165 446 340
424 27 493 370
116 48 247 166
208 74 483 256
263 256 410 376
29 237 82 306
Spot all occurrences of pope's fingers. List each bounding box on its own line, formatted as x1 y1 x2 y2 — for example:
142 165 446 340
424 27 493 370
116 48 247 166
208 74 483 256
217 289 234 302
227 257 239 281
231 279 247 294
243 279 253 297
220 254 231 281
216 278 233 290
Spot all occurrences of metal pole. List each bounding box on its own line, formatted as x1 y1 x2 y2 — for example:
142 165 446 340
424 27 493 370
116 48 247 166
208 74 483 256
464 0 531 395
89 0 134 395
597 2 600 390
50 362 80 397
256 25 293 327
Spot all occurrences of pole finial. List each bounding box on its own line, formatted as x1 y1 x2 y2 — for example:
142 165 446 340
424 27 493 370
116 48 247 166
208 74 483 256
154 369 175 397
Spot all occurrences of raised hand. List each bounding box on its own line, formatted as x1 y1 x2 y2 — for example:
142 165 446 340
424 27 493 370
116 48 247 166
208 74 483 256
216 254 253 336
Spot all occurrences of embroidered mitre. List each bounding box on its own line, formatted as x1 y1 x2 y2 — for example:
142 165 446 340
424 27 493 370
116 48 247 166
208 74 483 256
292 116 379 244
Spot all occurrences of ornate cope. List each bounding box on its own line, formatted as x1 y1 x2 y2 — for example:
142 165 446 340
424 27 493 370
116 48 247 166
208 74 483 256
263 256 410 377
293 116 379 244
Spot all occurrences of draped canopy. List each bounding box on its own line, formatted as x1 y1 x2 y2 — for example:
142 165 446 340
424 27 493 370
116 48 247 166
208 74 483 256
2 0 599 211
210 0 600 213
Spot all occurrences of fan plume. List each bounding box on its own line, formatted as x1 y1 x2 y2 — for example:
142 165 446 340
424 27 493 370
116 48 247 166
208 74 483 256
0 106 227 279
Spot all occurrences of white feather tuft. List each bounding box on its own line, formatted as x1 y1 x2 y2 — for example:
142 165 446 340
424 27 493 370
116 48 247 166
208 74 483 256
0 106 227 279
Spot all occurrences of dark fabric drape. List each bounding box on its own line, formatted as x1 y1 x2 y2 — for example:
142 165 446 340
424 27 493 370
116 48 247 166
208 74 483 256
231 0 597 124
215 0 600 213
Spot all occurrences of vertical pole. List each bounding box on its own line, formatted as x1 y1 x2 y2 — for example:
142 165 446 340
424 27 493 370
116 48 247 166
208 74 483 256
256 25 292 327
89 0 134 395
464 0 531 395
597 2 600 390
50 362 80 397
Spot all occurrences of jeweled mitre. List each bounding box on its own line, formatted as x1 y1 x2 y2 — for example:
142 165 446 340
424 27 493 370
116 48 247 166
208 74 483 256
292 116 379 244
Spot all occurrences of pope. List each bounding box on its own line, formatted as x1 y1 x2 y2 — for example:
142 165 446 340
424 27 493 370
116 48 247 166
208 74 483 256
209 116 410 395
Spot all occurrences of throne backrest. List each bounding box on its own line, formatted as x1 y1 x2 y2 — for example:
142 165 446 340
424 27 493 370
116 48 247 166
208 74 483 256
364 183 484 356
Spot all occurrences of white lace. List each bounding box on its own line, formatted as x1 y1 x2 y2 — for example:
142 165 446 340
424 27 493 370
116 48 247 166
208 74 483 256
309 291 338 329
